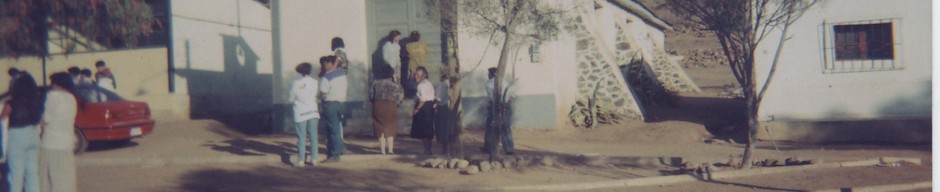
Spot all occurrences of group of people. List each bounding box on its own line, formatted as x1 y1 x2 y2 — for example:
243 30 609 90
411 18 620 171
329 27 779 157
290 30 517 168
65 61 117 92
2 67 83 192
289 38 349 167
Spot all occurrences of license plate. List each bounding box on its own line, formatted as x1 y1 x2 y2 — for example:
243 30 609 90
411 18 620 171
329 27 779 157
130 127 142 137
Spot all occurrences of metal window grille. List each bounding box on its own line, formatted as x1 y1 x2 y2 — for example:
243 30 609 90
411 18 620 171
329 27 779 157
820 18 903 73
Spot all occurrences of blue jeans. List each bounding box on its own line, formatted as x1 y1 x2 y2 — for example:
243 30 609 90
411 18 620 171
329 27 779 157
295 119 319 163
7 126 39 192
323 101 346 157
484 105 514 154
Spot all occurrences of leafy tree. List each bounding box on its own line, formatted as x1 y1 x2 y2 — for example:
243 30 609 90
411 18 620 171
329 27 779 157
428 0 566 161
0 0 158 57
664 0 819 168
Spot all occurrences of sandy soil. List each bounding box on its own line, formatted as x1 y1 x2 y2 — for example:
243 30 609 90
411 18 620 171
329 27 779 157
71 2 931 191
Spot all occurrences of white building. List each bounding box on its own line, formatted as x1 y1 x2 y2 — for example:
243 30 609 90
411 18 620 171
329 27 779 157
754 0 931 143
2 0 699 134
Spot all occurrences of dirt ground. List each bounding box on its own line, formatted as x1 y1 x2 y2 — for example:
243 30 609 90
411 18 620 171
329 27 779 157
71 2 932 191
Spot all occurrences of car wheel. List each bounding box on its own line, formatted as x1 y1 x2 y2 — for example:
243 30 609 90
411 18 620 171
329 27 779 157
74 129 88 155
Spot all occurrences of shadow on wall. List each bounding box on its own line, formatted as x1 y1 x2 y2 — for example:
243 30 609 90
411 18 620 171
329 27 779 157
176 35 273 135
763 80 932 144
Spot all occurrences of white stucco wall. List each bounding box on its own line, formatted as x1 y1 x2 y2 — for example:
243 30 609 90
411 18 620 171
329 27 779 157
272 0 369 104
457 0 579 129
171 0 272 76
755 0 932 121
170 0 273 119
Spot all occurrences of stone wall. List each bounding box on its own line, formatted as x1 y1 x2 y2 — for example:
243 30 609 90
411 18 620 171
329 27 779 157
570 15 644 125
612 23 700 94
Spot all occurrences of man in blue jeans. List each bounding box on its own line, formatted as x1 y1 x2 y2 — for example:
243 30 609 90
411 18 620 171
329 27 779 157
482 67 515 156
319 56 347 163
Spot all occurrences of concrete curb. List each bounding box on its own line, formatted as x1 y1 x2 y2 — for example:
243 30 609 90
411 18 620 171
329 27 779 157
468 157 923 191
811 181 932 192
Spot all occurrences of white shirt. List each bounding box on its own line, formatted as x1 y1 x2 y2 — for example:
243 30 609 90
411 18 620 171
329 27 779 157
416 79 435 102
486 78 513 103
436 80 450 105
320 70 348 102
289 75 319 122
382 41 401 72
41 89 77 150
97 77 115 92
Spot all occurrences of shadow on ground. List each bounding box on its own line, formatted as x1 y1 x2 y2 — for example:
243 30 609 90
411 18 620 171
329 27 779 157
643 96 748 143
179 165 434 191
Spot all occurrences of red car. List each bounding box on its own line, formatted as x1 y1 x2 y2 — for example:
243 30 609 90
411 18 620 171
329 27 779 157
72 85 155 154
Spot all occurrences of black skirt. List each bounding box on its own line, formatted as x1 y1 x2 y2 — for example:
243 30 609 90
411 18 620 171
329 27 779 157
410 102 435 139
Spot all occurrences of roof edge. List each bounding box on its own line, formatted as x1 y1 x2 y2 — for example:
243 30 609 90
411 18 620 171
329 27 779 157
608 0 673 31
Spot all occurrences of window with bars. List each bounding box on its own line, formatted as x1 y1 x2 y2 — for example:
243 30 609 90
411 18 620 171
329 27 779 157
821 19 902 73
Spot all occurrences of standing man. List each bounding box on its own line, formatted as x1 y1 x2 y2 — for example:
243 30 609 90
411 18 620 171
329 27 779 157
319 56 347 163
482 67 515 156
94 60 116 91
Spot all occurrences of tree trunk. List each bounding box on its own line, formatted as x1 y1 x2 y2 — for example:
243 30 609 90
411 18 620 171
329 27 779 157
739 90 759 169
490 30 513 161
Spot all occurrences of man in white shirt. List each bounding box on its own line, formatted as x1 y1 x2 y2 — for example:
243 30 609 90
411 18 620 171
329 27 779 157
482 67 515 156
319 56 348 163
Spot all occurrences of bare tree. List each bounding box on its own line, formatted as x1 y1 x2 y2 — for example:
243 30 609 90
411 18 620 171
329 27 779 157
664 0 818 168
426 0 566 160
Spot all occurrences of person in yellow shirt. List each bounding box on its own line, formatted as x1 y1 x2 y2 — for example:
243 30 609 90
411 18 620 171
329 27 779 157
405 31 428 79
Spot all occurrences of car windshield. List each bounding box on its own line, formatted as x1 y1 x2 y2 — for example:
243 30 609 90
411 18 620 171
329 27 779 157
73 85 124 103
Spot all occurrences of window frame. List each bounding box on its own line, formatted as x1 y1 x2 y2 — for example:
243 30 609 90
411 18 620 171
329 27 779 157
819 18 903 74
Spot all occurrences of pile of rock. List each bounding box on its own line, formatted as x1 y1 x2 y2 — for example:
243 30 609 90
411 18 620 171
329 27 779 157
418 155 561 175
670 48 727 68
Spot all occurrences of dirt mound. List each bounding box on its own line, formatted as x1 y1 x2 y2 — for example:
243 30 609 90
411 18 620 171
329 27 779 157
520 121 714 145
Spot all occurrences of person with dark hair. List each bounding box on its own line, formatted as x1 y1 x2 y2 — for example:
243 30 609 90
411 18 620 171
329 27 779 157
434 72 455 155
482 67 515 155
78 69 93 85
66 67 81 84
0 68 22 100
2 73 43 192
289 62 320 167
331 37 349 72
319 56 347 163
39 72 77 192
369 64 403 155
382 30 403 82
411 67 435 154
94 60 116 91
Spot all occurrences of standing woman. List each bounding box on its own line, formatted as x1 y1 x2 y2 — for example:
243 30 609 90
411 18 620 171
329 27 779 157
410 67 435 155
382 30 403 82
405 31 428 79
289 63 319 167
3 73 42 192
39 72 78 192
369 65 403 155
331 37 349 72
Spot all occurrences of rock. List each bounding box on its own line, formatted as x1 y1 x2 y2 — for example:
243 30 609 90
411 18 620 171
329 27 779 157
491 161 503 170
502 159 515 168
457 160 470 169
480 162 492 172
464 165 480 175
448 158 460 169
421 159 434 167
517 159 532 167
539 156 556 167
431 158 446 168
